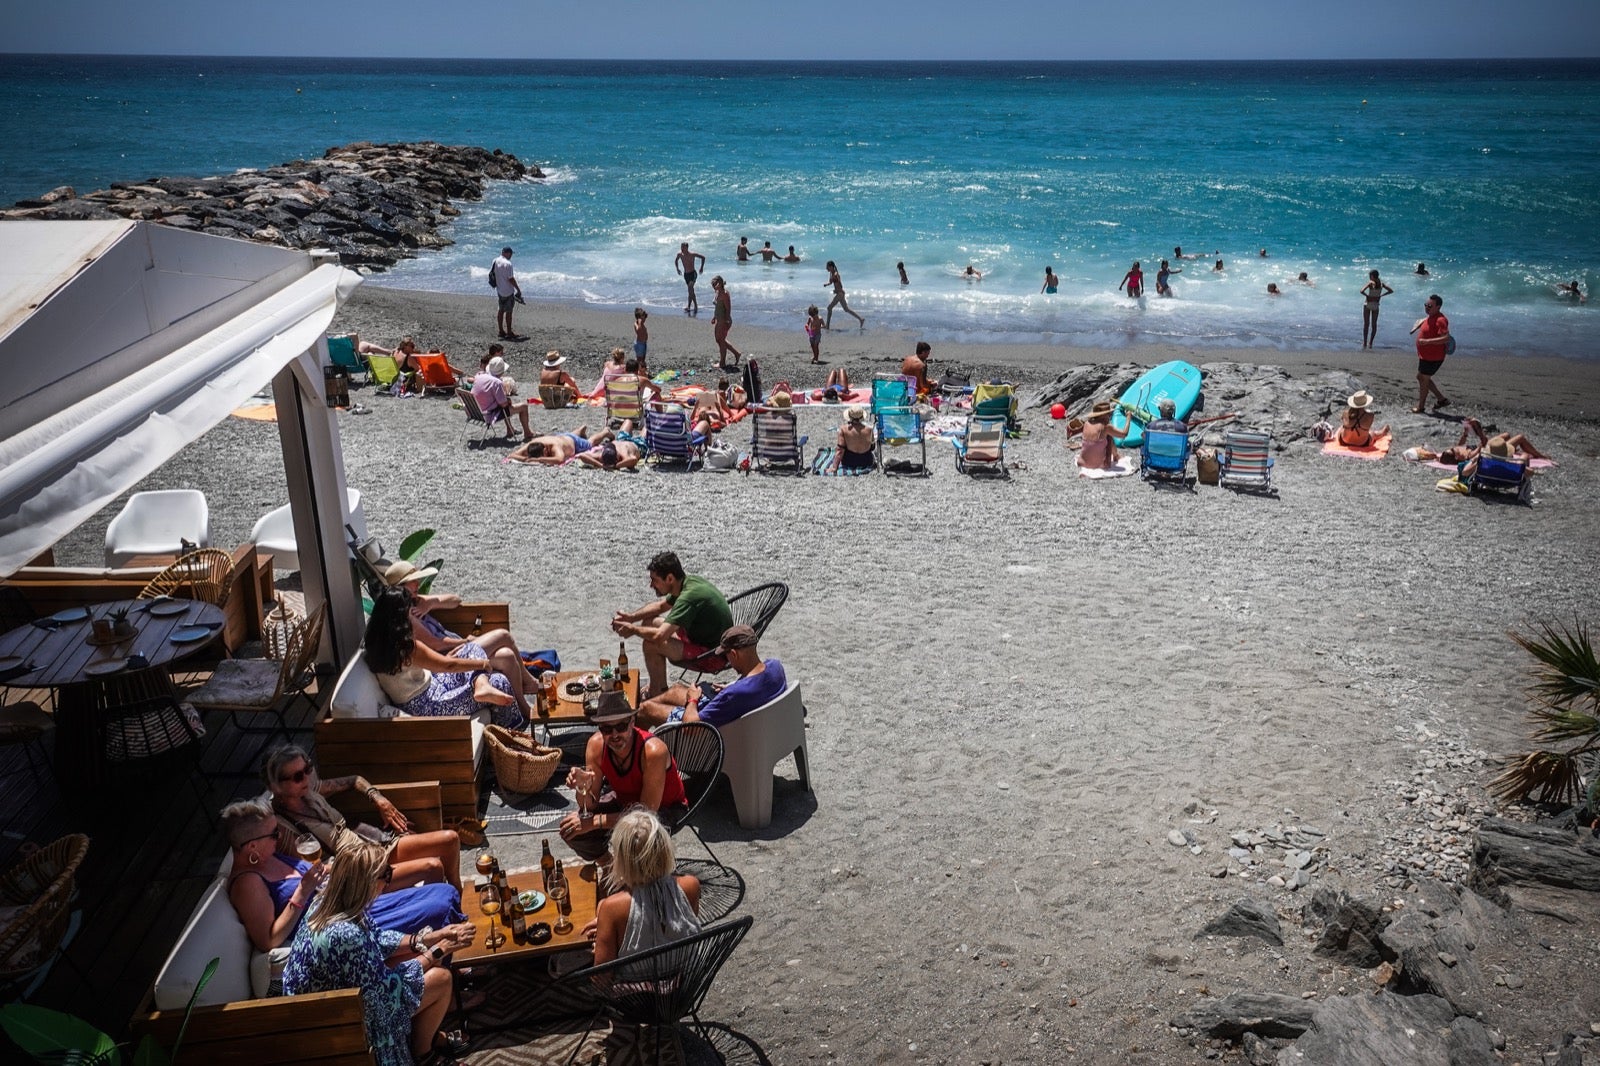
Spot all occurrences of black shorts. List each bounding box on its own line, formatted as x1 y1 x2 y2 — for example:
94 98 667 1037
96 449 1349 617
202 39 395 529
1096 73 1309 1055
498 294 516 312
1417 357 1444 376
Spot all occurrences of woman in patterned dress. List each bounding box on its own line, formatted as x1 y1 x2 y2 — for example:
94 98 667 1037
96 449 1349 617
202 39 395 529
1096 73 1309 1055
364 586 525 729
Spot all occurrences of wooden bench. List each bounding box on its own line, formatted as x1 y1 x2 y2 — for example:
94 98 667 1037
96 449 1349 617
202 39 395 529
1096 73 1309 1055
131 987 375 1065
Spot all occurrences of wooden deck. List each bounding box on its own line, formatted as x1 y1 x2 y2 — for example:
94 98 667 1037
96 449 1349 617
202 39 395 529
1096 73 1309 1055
0 668 330 1038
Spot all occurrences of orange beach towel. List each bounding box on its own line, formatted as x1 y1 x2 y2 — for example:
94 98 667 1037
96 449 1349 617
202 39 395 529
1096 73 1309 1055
1322 430 1392 461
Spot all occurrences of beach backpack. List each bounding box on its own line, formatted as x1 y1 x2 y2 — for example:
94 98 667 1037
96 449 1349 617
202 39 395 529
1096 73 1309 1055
487 263 498 289
1445 334 1457 356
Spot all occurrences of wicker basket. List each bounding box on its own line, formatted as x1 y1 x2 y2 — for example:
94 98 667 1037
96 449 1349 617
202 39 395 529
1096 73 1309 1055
484 725 562 794
0 834 90 986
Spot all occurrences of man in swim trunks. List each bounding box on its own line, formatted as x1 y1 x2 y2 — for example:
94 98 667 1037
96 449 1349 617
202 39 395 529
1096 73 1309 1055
675 242 705 314
900 341 937 395
506 426 610 465
784 246 802 263
735 237 750 262
611 552 732 698
758 240 780 263
576 435 641 471
1408 294 1451 413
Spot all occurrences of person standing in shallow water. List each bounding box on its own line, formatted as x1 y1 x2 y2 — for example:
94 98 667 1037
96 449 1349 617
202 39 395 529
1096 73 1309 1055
1155 260 1179 297
1041 266 1058 294
1119 261 1144 299
824 261 865 329
675 242 705 315
1360 269 1394 349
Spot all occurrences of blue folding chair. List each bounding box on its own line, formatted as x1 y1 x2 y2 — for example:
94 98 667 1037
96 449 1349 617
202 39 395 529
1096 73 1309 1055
749 409 808 475
1469 453 1532 504
644 406 705 470
870 375 913 416
875 405 928 477
325 335 368 383
1140 428 1193 489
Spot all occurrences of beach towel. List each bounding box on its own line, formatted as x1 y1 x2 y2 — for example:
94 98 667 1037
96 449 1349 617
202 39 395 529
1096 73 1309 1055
1417 456 1555 472
1321 430 1392 461
231 401 277 422
1435 476 1471 494
922 414 969 441
809 446 873 476
1078 457 1138 479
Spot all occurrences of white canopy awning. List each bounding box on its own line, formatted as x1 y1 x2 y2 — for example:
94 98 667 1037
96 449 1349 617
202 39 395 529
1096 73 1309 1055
0 221 362 575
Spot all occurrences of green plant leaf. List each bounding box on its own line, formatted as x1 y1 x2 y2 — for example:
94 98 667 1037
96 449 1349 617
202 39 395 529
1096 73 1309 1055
0 1004 121 1065
169 956 220 1063
398 529 436 562
417 557 445 596
132 1034 172 1066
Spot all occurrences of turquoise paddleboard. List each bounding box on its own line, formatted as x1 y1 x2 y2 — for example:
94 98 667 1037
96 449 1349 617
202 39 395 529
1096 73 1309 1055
1111 360 1202 448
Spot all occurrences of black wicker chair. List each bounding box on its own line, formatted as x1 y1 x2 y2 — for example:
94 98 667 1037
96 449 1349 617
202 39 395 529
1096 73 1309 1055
671 582 789 683
95 693 212 817
561 915 754 1066
652 721 725 872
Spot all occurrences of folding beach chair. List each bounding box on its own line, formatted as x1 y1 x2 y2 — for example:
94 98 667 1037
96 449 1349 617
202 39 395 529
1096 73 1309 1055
870 374 914 416
411 353 463 394
1140 427 1194 489
939 365 973 406
644 405 704 470
367 354 401 391
605 375 647 426
324 335 369 384
971 381 1020 436
953 412 1008 476
1468 453 1532 504
1217 428 1277 495
457 388 517 444
748 409 808 475
875 404 928 478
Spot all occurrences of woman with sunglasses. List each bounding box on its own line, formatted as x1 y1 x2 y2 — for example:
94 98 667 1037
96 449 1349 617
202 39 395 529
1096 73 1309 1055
284 841 476 1066
264 745 464 896
366 586 525 730
222 799 462 956
559 695 688 863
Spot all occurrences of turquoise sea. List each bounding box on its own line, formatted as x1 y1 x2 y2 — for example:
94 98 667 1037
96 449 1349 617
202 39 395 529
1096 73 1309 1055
3 55 1598 355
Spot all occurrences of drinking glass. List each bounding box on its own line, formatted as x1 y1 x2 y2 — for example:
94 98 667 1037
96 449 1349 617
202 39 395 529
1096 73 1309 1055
294 833 322 865
549 880 572 935
481 897 505 950
474 849 496 882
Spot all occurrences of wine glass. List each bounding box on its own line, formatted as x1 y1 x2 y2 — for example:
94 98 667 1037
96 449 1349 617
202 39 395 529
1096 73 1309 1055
481 897 506 950
549 879 572 935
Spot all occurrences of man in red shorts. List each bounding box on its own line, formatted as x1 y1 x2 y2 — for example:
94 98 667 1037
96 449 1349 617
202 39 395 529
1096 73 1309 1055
1408 293 1451 414
611 552 733 698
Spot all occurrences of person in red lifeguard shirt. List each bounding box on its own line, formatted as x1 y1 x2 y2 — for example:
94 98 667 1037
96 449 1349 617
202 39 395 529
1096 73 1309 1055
1408 294 1452 414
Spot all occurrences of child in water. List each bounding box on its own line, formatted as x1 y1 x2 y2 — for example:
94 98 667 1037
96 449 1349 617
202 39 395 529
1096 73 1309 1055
805 305 824 363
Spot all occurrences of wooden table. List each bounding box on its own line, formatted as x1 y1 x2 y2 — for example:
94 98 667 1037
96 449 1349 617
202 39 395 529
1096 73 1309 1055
454 864 599 965
533 669 640 728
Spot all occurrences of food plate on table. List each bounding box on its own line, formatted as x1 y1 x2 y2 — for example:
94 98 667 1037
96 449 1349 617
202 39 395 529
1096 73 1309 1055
170 625 215 644
562 680 586 697
517 889 546 912
84 659 127 677
147 600 189 617
49 606 90 623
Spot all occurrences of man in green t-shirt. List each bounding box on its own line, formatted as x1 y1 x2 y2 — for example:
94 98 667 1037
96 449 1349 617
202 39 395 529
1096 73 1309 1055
612 551 733 697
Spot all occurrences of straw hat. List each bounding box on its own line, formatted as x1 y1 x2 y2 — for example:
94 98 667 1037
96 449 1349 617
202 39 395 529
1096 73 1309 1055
769 389 793 409
1088 400 1115 422
487 355 510 377
383 559 439 586
542 351 566 369
846 405 866 423
1486 435 1513 457
1347 390 1374 410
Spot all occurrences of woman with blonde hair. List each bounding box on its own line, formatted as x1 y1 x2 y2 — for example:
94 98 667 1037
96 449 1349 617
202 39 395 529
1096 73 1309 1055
283 840 476 1065
588 808 701 965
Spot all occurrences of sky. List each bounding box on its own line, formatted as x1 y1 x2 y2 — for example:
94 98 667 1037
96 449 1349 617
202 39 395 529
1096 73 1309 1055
3 0 1597 60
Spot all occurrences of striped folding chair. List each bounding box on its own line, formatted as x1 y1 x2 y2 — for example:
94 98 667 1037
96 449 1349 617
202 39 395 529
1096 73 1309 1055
954 413 1007 476
1218 429 1277 495
605 375 647 426
749 409 808 475
644 406 704 470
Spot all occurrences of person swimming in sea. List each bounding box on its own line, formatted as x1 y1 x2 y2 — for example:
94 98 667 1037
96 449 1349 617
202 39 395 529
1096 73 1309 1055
1041 266 1058 294
964 264 982 281
1213 259 1225 272
1415 262 1430 276
783 245 802 263
1266 283 1281 296
1554 280 1587 304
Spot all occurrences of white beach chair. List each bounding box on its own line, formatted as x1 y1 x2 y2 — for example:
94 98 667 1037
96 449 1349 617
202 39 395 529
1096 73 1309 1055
716 679 810 830
104 490 210 567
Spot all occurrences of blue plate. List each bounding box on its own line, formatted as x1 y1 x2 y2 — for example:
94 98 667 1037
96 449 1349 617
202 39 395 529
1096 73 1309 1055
518 889 547 912
50 606 90 623
170 625 215 644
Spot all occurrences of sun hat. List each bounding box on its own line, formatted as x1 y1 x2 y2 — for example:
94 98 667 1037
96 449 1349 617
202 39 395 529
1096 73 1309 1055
542 351 566 369
1088 400 1115 421
487 355 510 377
768 389 793 409
718 624 759 652
382 559 440 586
1347 390 1374 410
1486 435 1512 457
846 405 866 423
588 691 636 724
1157 398 1176 418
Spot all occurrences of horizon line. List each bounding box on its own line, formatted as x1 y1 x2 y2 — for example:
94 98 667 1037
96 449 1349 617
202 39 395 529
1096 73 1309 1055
4 52 1600 63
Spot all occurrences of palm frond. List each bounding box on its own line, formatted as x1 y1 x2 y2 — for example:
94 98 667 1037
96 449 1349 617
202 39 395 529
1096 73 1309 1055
1489 749 1583 805
1526 705 1600 746
1510 620 1600 713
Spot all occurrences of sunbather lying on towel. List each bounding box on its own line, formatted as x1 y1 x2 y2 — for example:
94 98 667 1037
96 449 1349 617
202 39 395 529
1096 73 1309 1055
507 426 612 465
575 420 643 471
1409 417 1548 465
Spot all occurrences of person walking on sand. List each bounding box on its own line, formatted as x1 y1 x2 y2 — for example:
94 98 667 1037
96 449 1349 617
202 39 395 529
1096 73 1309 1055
805 305 824 363
489 246 523 341
1409 294 1452 413
675 242 705 315
1360 269 1394 349
1155 260 1180 297
709 276 743 370
824 261 865 329
1041 266 1058 294
1119 261 1144 299
633 307 649 362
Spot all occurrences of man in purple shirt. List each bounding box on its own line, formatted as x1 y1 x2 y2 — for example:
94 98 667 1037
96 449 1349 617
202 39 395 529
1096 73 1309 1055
470 344 532 439
637 624 787 728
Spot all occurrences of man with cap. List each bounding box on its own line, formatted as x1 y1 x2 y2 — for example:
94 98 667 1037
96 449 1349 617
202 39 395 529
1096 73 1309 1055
1145 396 1189 438
384 559 541 720
637 624 787 728
490 246 523 341
611 552 732 698
470 343 532 440
537 350 581 408
560 692 689 862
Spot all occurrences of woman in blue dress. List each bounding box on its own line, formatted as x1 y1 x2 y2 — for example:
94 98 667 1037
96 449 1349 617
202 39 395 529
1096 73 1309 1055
365 586 525 729
284 841 476 1066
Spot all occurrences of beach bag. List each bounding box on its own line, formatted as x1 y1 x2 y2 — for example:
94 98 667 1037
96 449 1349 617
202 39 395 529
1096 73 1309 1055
1445 334 1457 356
484 725 562 794
703 439 737 471
487 264 498 289
1196 446 1220 485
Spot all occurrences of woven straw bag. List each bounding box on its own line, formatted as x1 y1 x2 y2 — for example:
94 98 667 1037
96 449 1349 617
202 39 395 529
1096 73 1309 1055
484 725 562 794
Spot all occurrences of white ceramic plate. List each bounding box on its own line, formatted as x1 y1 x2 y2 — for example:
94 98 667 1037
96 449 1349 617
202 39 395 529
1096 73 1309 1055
170 626 214 643
148 600 189 617
518 889 547 912
50 606 90 623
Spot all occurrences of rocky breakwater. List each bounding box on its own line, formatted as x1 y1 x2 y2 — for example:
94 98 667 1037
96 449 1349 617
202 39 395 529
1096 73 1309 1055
2 141 540 270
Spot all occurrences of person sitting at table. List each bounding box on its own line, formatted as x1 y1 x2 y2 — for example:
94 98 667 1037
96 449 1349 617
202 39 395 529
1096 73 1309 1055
559 694 688 863
637 624 787 728
263 745 466 896
584 808 701 965
364 587 524 730
282 840 476 1066
610 551 734 698
506 426 613 466
383 559 540 721
222 798 462 954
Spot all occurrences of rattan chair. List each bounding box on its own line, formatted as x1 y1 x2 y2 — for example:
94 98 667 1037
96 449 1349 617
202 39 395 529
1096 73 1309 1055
0 697 55 784
651 721 725 872
560 915 754 1066
0 834 90 1000
186 602 325 741
137 548 234 609
96 694 212 819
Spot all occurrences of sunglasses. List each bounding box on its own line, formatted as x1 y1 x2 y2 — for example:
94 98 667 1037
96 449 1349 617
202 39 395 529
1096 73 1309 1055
278 765 313 784
596 718 635 735
245 832 277 848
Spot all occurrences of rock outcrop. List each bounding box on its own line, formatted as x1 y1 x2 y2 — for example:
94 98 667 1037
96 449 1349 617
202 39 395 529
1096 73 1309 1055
3 141 539 270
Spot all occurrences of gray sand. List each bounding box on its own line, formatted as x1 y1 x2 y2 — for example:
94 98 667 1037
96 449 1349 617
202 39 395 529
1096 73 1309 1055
56 286 1600 1062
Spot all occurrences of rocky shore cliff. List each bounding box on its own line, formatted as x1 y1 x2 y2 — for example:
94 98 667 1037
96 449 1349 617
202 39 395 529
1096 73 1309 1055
2 141 538 270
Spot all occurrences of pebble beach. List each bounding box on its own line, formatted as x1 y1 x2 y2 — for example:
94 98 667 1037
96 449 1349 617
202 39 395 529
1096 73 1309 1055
47 281 1600 1063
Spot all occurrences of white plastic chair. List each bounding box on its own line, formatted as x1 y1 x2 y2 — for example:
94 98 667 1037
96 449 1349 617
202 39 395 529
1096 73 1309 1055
716 679 810 829
104 490 210 567
249 488 365 573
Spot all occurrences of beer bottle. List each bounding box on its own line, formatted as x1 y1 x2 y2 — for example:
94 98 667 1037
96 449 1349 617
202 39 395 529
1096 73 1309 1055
509 895 528 944
540 839 556 892
493 869 510 903
616 641 629 684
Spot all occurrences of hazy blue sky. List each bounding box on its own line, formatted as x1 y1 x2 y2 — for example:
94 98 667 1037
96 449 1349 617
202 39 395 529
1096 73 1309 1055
5 0 1598 60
